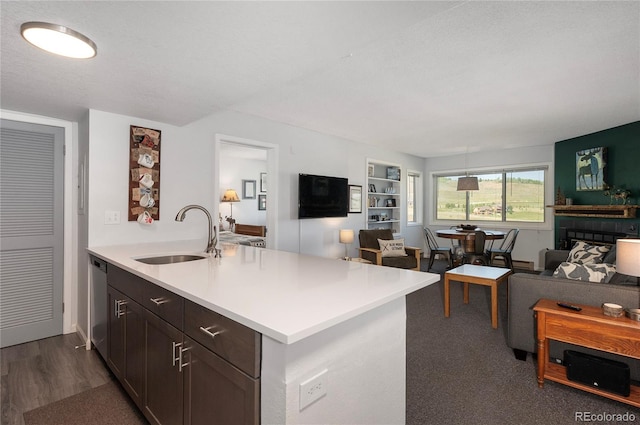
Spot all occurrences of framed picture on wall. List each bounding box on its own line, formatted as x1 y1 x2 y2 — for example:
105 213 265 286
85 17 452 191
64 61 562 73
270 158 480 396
258 194 266 210
576 147 607 191
349 185 362 213
260 173 267 193
242 179 256 199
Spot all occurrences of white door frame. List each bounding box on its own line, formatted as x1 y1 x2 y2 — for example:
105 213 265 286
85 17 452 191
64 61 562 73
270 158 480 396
214 134 279 249
0 109 77 336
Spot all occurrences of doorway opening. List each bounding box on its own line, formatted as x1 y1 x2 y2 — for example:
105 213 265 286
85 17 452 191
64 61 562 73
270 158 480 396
214 135 278 249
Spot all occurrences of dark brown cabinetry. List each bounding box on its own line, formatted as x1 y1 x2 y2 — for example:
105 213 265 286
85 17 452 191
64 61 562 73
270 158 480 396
183 336 259 425
106 264 261 425
144 309 184 425
107 285 145 409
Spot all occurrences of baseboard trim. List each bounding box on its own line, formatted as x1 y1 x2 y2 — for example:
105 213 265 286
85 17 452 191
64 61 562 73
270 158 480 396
74 325 90 350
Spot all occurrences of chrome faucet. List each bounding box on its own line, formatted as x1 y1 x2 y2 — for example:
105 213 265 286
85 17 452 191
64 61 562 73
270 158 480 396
175 205 221 257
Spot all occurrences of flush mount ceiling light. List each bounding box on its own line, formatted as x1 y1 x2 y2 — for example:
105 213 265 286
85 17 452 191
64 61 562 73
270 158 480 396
21 22 97 59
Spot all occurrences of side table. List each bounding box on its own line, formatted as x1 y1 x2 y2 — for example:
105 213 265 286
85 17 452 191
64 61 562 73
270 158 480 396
444 264 511 329
533 298 640 407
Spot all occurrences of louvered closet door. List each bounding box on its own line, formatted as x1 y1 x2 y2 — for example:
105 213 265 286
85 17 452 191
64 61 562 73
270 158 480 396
0 119 64 348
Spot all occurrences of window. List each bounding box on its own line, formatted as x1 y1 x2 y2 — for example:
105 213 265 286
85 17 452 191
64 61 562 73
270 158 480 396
407 170 422 225
435 167 547 223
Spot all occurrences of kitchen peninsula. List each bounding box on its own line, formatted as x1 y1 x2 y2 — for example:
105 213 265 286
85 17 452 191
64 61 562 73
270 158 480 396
89 239 439 424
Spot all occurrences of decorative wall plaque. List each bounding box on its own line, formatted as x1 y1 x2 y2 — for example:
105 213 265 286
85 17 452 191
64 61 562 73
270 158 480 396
128 125 161 222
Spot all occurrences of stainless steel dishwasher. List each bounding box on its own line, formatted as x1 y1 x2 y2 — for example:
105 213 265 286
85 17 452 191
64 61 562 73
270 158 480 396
90 255 107 360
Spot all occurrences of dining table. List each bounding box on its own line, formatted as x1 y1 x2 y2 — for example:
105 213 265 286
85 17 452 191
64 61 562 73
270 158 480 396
436 228 506 253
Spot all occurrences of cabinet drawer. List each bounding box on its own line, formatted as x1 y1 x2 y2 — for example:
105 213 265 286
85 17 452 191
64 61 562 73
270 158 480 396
143 281 183 330
184 299 261 378
107 265 145 304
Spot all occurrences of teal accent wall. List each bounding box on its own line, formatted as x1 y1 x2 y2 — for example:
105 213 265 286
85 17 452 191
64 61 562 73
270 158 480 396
554 121 640 244
556 121 640 204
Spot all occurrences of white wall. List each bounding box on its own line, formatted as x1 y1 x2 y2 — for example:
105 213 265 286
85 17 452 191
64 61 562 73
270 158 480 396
87 110 217 247
85 108 556 268
185 110 426 258
261 298 406 425
424 145 555 269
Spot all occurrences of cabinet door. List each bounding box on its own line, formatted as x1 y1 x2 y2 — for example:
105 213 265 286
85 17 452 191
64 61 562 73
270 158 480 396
144 310 184 425
183 337 259 425
122 294 145 408
107 286 125 380
106 285 144 409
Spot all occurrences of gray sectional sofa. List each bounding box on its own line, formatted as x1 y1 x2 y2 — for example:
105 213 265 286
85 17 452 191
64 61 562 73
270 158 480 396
507 248 640 380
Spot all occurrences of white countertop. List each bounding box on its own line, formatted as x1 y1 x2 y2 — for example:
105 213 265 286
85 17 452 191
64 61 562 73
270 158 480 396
88 239 439 344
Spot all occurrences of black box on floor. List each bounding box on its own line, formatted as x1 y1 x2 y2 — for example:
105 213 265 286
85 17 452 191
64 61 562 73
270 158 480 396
564 350 630 397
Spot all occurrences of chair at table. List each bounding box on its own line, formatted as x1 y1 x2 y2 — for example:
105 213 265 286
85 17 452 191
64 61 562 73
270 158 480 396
463 230 489 265
358 229 421 271
423 228 453 271
448 225 462 249
487 228 519 270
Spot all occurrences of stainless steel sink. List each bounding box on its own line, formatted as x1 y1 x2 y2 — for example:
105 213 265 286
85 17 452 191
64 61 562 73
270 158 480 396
135 254 207 265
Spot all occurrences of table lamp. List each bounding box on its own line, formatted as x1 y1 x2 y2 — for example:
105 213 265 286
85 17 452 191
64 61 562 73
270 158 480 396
339 229 355 260
220 189 240 230
617 239 640 285
221 189 240 213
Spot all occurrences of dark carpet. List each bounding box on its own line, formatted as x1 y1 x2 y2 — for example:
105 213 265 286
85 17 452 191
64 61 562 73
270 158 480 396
408 259 639 424
23 380 147 425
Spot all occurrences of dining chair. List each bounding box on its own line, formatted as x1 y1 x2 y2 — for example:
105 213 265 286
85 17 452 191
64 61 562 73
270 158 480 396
423 228 453 271
463 230 489 265
487 228 519 270
448 225 462 249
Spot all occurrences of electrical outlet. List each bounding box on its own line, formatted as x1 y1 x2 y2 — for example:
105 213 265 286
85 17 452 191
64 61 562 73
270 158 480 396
104 210 120 225
299 369 328 410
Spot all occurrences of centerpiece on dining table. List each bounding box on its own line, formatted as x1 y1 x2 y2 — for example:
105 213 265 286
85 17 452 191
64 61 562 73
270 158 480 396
458 224 478 231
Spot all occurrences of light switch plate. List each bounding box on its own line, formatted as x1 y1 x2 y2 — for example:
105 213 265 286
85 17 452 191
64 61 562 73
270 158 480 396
104 210 120 225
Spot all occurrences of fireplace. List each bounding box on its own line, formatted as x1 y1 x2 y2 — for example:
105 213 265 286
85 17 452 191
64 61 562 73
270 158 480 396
558 219 638 250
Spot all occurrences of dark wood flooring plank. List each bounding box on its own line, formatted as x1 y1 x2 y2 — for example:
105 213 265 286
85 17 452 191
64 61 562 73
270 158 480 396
1 341 40 377
0 333 113 425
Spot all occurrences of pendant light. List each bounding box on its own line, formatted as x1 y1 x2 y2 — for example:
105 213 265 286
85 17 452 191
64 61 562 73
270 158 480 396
21 22 97 59
457 176 479 191
457 147 479 191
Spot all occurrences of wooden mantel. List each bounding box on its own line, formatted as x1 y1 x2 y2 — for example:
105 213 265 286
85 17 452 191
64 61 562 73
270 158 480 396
548 204 638 218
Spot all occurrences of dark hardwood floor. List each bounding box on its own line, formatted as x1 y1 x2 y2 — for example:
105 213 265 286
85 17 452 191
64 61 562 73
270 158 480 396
1 333 113 425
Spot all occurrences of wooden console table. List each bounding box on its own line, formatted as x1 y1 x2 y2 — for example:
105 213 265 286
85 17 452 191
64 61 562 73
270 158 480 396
533 299 640 407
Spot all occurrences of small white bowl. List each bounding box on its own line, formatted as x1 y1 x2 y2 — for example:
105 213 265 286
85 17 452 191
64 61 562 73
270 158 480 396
602 303 624 318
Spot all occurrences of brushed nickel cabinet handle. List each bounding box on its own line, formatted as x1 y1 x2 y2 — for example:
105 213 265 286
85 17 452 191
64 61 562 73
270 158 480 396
199 326 222 339
115 300 126 318
172 341 182 367
179 347 190 372
150 297 168 306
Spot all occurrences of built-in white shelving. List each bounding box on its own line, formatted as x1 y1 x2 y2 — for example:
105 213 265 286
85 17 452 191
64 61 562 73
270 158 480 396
366 159 402 235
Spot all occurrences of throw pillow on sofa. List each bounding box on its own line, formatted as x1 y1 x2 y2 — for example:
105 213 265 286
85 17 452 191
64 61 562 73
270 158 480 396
602 244 617 264
566 241 610 265
553 261 617 283
378 238 408 257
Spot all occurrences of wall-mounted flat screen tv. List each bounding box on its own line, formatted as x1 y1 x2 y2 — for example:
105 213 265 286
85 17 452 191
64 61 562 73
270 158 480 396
298 173 348 219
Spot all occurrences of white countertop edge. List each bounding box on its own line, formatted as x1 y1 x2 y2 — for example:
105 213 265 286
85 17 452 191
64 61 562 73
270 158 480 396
272 279 438 344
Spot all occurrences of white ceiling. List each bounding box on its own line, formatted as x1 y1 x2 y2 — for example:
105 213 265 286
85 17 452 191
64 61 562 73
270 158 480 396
1 1 638 158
